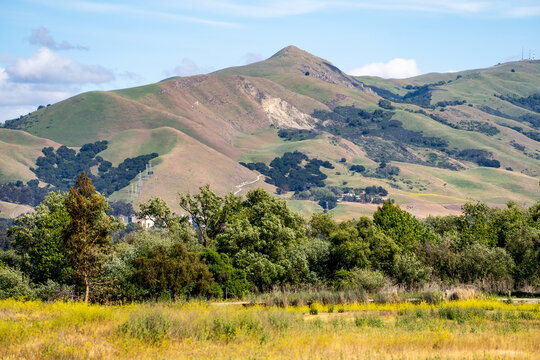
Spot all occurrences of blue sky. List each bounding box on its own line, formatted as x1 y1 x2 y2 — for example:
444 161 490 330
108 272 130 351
1 0 539 122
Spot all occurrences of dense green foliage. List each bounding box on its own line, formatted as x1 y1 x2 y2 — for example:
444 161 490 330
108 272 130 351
8 192 72 284
5 173 119 302
1 181 538 302
0 180 51 206
31 141 158 196
65 172 119 302
445 148 501 168
240 151 333 192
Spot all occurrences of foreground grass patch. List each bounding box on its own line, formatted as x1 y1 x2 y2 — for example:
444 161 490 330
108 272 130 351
0 299 539 359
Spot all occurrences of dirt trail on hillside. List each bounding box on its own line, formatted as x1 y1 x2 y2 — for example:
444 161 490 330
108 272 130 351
234 175 262 195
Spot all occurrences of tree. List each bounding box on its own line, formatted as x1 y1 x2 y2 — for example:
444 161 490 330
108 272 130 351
178 184 241 248
215 188 308 289
8 191 72 284
64 172 119 302
458 202 497 248
373 201 433 252
132 242 213 299
137 197 199 251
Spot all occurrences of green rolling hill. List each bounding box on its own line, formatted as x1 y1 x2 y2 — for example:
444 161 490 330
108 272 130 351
1 46 538 218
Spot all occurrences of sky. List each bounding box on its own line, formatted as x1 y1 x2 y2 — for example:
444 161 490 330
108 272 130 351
1 0 539 122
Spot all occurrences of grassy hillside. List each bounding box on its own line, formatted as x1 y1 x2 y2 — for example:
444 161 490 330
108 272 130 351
0 47 538 218
0 129 59 182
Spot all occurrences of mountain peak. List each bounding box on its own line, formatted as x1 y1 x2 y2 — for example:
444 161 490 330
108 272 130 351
270 45 322 63
218 45 370 93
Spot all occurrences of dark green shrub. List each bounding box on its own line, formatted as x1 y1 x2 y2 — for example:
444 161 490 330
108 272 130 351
0 266 34 300
200 249 250 299
392 253 431 289
132 242 213 299
333 268 386 291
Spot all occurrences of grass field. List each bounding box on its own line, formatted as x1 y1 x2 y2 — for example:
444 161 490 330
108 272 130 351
1 298 538 359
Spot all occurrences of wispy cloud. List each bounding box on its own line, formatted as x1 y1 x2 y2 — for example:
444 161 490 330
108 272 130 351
29 26 88 51
167 0 540 18
35 0 240 27
349 58 422 79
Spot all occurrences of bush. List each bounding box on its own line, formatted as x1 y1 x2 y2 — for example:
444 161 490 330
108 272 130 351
378 99 394 110
132 242 213 299
458 243 514 291
34 280 75 301
392 253 431 289
418 290 444 304
446 286 479 301
0 266 34 300
333 268 386 291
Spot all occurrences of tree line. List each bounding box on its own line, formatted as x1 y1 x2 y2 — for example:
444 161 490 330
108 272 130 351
0 174 538 302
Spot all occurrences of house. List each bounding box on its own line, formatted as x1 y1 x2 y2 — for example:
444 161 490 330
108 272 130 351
137 217 155 230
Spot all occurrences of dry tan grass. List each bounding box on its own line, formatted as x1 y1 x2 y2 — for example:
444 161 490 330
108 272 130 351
446 286 480 301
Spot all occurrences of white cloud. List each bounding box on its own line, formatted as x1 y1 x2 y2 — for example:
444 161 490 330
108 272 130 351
29 26 88 51
172 58 214 77
348 58 422 79
7 47 113 84
0 68 75 121
0 48 115 122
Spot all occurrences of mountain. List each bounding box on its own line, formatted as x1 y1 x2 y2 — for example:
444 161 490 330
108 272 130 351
1 46 539 219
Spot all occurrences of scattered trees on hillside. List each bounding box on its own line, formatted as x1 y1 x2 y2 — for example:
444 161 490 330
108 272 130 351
240 151 333 193
30 141 158 198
